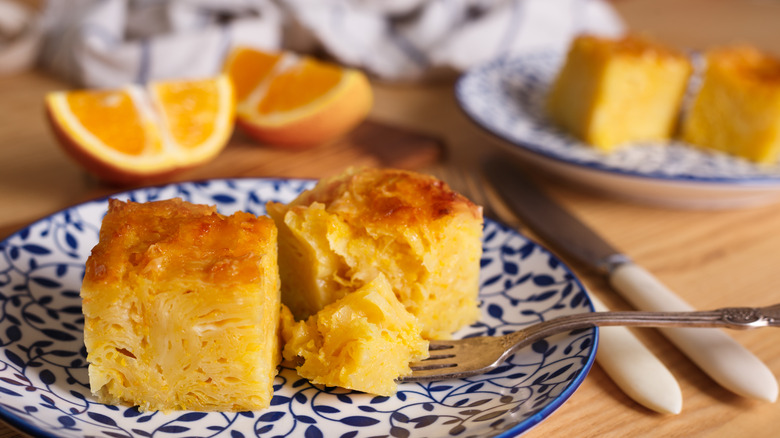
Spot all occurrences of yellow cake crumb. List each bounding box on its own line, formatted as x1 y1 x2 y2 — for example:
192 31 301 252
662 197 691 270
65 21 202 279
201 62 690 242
267 167 483 340
547 34 693 151
81 198 281 412
682 45 780 164
280 274 428 396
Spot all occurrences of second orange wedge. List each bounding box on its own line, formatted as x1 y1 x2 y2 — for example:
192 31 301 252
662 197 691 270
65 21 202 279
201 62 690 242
224 47 373 148
46 75 235 185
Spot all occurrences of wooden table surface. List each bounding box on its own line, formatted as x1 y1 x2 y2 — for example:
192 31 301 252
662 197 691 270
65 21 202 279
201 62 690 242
1 0 779 436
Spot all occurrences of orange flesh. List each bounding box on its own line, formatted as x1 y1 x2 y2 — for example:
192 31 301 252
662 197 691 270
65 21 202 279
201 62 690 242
66 90 149 156
258 59 343 115
227 49 283 101
154 81 222 149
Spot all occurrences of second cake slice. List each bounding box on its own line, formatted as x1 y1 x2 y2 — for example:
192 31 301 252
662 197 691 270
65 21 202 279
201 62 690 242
267 168 484 340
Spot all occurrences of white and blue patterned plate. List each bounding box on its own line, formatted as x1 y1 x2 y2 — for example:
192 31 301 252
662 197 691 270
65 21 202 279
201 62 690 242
456 52 780 209
0 178 596 438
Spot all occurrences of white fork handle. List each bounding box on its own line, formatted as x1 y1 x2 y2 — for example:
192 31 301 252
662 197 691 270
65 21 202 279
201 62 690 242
591 293 682 414
610 262 778 402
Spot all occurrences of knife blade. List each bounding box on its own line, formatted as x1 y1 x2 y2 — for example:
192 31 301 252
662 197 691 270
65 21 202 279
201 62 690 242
483 157 778 402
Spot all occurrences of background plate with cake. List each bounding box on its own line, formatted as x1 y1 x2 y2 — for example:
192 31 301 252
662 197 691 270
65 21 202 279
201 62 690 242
456 36 780 209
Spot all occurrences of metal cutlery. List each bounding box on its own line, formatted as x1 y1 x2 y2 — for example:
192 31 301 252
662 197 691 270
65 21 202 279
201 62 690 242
433 161 684 413
403 303 780 382
483 157 779 402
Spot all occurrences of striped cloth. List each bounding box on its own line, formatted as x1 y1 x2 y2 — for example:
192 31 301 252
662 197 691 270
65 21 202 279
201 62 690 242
36 0 624 88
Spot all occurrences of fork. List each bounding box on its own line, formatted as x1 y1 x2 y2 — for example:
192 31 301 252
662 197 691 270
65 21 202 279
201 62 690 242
429 160 518 226
401 303 780 382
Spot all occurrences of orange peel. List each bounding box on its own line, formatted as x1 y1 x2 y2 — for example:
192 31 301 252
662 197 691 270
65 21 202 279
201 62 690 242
224 47 372 148
45 75 235 185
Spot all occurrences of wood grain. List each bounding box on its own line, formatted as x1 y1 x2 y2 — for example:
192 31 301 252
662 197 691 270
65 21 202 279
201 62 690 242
518 182 780 438
0 67 443 235
1 0 779 436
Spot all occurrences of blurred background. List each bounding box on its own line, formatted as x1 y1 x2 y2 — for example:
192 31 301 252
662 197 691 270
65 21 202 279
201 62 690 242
2 2 780 437
1 0 780 228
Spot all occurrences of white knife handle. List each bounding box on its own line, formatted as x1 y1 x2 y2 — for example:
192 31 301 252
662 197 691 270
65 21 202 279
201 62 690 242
590 294 682 414
609 262 778 402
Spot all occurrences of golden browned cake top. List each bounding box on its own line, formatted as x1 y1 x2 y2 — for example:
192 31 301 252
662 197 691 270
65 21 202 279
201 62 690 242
572 33 689 61
706 45 780 84
84 198 276 289
290 168 482 227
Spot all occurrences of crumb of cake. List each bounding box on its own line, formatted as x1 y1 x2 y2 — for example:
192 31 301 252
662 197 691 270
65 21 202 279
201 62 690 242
280 274 428 396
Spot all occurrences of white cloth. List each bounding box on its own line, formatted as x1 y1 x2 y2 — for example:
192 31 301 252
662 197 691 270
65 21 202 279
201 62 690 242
34 0 624 87
0 0 45 75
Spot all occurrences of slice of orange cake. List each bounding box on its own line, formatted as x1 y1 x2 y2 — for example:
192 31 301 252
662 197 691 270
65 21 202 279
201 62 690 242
547 34 692 151
81 198 280 412
266 168 484 340
682 45 780 164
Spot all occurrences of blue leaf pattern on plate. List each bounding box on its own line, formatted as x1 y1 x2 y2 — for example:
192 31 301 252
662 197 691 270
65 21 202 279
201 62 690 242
0 178 596 437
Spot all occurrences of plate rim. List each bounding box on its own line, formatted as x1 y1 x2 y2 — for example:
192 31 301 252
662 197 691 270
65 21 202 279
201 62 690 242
0 176 598 438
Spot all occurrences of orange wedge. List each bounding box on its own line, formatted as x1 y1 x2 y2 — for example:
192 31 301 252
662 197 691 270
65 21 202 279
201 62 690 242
224 47 373 148
45 75 235 185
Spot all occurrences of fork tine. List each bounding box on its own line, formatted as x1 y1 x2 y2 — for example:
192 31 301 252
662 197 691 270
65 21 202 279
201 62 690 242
411 340 456 363
408 357 457 370
429 162 486 212
402 337 508 382
428 161 520 227
407 340 463 371
403 366 459 381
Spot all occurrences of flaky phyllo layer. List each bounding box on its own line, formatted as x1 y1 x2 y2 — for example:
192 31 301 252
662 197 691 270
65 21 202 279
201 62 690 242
267 167 484 340
81 198 280 412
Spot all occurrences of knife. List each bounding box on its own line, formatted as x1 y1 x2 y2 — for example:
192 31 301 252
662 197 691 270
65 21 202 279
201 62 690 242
589 293 683 414
477 161 683 414
483 157 779 402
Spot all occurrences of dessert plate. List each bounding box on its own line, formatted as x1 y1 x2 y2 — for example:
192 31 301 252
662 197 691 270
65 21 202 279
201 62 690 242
456 52 780 209
0 178 596 438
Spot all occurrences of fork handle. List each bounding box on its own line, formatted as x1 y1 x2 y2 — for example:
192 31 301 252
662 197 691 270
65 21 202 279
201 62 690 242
504 304 780 358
